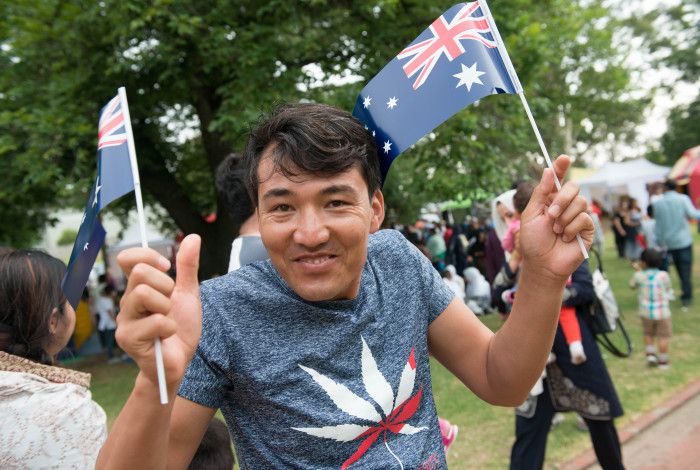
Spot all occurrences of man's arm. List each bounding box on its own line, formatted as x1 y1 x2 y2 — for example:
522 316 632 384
683 195 700 219
428 155 593 406
96 235 205 470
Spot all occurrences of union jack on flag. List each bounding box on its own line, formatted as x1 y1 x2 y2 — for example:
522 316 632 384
98 95 128 150
353 1 522 180
397 2 496 90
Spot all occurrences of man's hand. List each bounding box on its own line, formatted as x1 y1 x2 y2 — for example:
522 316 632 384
115 234 202 391
519 155 594 280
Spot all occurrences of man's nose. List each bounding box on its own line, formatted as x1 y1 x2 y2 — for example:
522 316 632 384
293 208 330 248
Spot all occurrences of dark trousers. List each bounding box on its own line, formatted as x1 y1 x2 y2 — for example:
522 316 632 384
666 245 693 304
613 233 625 258
510 385 624 470
99 328 116 359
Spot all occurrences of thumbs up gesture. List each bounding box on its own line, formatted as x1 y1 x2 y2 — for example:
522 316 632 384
519 155 594 280
115 234 202 390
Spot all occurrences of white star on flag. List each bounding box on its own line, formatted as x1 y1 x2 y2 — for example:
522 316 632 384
383 140 392 154
386 96 398 109
363 96 372 108
453 62 486 92
83 242 89 251
372 130 376 137
92 177 102 208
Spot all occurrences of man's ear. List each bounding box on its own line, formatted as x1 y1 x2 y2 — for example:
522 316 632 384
369 190 385 233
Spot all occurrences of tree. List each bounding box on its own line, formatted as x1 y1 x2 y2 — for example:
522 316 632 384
626 0 699 165
1 1 647 276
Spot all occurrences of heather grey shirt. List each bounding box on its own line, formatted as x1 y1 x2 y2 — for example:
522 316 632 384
179 229 455 469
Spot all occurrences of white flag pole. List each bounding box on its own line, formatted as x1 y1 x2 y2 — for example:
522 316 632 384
118 87 169 405
479 0 588 259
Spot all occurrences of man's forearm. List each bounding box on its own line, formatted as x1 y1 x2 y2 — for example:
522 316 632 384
487 264 565 403
96 373 178 470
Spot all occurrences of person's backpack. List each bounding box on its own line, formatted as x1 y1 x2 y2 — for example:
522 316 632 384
587 249 633 358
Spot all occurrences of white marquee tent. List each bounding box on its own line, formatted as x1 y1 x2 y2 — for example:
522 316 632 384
575 158 670 212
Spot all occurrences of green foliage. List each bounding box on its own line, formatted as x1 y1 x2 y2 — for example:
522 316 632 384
1 0 647 270
652 96 700 166
57 228 78 246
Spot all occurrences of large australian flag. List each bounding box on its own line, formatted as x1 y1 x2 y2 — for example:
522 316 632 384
62 93 135 309
353 1 521 180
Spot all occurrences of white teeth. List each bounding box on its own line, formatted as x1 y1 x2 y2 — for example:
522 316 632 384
301 256 330 265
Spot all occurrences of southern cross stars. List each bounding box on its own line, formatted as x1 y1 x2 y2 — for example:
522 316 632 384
383 140 392 154
92 177 102 208
363 96 372 108
386 96 398 109
453 62 485 92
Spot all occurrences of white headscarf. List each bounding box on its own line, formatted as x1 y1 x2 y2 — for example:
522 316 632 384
491 189 516 241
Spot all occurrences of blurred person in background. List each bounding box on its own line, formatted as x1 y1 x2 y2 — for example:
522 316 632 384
653 179 700 310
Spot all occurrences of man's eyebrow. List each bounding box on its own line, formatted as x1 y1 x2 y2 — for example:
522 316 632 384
262 188 293 200
320 184 359 197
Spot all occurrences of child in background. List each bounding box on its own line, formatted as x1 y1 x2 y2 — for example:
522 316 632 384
505 182 586 365
630 248 674 368
187 418 235 470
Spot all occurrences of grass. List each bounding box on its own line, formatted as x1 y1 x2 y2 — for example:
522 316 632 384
70 230 700 469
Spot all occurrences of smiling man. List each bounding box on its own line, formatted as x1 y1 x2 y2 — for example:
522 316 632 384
97 103 593 469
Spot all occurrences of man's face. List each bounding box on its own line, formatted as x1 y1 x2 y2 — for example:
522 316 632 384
256 152 384 301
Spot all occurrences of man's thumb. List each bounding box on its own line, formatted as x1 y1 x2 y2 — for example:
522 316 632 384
526 168 555 215
175 234 201 292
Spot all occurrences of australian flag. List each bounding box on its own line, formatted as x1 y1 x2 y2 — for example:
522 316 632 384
62 93 135 309
353 1 521 180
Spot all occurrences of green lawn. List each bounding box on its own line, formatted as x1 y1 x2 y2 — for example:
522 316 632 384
71 230 700 469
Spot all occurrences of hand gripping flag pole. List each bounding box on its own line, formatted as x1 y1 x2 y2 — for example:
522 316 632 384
118 87 169 404
479 0 588 259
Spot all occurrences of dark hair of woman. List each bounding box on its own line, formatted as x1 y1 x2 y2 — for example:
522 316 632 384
0 250 69 365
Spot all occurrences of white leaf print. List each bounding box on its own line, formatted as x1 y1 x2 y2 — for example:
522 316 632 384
299 364 382 422
292 424 371 442
398 424 427 435
394 349 416 409
361 336 395 416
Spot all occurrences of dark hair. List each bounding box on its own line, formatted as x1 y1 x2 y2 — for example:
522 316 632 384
215 153 256 226
0 250 67 364
641 248 664 269
513 181 535 214
188 419 235 470
664 179 677 191
243 103 381 204
646 204 654 218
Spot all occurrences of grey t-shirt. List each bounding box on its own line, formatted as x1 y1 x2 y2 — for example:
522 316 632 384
179 229 455 469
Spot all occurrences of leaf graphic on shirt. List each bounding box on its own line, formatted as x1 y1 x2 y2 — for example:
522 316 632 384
292 336 426 469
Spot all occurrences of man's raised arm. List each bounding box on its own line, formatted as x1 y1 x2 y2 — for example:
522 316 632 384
428 155 594 405
96 235 212 470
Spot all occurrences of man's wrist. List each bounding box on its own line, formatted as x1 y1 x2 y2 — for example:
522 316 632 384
134 372 180 403
519 259 568 289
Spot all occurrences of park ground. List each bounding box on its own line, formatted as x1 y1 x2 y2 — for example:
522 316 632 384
70 231 700 469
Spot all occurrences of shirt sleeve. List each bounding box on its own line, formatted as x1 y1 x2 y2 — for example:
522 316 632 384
395 232 455 323
683 195 700 219
177 290 232 409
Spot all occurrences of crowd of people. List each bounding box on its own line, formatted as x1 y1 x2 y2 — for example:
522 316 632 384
0 101 697 469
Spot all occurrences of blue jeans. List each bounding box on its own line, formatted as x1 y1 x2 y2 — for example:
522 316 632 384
666 245 693 304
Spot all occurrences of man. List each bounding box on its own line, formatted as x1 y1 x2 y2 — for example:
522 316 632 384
215 154 269 271
97 103 592 469
653 179 700 309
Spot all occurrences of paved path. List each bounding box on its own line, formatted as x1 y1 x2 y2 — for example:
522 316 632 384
562 379 700 470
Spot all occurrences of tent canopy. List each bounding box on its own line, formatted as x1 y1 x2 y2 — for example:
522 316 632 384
575 158 670 211
669 145 700 208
